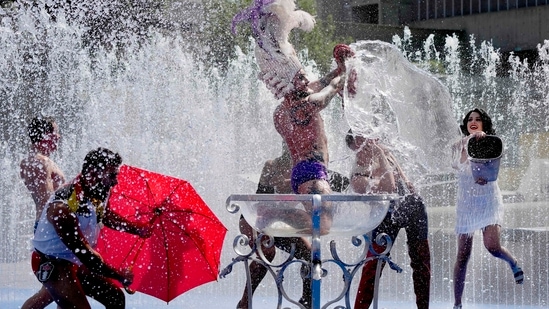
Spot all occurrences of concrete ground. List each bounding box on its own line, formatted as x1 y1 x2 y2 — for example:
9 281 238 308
1 196 547 308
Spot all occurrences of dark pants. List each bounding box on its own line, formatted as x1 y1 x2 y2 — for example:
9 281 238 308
355 194 431 309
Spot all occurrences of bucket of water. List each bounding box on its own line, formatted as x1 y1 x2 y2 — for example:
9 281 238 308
467 135 503 182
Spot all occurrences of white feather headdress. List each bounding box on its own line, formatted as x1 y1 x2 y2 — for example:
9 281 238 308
232 0 315 99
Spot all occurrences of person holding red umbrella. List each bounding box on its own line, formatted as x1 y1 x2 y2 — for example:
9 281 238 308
31 147 151 309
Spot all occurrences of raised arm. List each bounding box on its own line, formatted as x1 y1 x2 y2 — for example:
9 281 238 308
307 44 354 109
306 75 344 110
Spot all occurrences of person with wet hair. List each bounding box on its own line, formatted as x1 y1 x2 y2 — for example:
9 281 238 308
31 148 151 309
451 108 523 309
21 116 65 225
347 130 431 309
20 116 65 309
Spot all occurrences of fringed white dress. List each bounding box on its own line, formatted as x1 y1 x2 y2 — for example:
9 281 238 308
452 138 504 235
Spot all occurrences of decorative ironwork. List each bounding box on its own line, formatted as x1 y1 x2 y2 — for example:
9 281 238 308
220 194 402 309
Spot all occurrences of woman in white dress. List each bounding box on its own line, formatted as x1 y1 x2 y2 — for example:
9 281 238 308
451 108 523 309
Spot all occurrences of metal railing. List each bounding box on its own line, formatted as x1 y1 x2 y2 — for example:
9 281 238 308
221 194 402 309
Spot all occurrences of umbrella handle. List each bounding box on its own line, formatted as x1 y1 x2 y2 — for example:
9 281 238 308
121 268 136 295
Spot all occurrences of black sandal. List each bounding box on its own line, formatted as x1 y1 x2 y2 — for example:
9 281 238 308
513 266 524 284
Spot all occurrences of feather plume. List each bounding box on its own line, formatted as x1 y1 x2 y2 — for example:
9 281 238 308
232 0 316 99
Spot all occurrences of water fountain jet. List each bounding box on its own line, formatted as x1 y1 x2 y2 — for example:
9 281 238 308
0 4 548 308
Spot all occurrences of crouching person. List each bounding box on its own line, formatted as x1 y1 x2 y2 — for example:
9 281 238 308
32 148 150 309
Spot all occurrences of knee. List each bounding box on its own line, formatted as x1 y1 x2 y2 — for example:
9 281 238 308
483 238 502 255
484 243 502 256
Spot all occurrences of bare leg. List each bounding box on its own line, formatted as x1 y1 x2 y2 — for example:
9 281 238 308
21 286 55 309
298 179 333 235
482 224 523 283
256 204 312 232
482 225 516 264
42 262 91 309
237 216 276 309
79 267 125 309
453 234 473 307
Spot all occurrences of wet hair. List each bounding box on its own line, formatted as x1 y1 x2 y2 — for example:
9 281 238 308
81 147 122 174
27 117 55 144
459 108 496 136
345 129 356 148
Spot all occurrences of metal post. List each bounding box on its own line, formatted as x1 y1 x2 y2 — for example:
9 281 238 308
372 256 383 309
311 194 322 309
244 259 253 309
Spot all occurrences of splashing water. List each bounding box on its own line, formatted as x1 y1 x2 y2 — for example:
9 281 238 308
0 6 548 308
343 40 460 180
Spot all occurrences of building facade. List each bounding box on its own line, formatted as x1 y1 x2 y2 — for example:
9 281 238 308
316 0 549 52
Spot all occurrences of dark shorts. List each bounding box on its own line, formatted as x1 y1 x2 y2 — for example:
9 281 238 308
291 159 329 193
373 193 429 243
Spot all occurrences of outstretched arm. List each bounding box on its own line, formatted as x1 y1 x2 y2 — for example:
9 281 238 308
309 68 342 93
103 209 152 238
307 75 344 110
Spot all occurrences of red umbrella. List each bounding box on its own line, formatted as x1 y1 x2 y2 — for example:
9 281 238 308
97 165 227 303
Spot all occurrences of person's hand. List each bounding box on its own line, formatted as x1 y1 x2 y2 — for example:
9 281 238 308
469 131 486 140
333 44 354 64
333 44 355 75
119 267 134 287
338 68 357 100
406 181 416 194
475 178 488 185
138 225 153 239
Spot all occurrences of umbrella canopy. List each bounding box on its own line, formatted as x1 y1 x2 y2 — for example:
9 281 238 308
97 165 227 303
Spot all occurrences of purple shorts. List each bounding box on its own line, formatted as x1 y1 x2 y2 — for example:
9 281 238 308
291 159 329 193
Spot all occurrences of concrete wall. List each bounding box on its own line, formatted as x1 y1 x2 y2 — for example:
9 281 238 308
404 6 549 52
316 1 549 52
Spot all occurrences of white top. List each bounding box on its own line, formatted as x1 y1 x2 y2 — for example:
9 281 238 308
452 139 504 235
33 195 101 265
